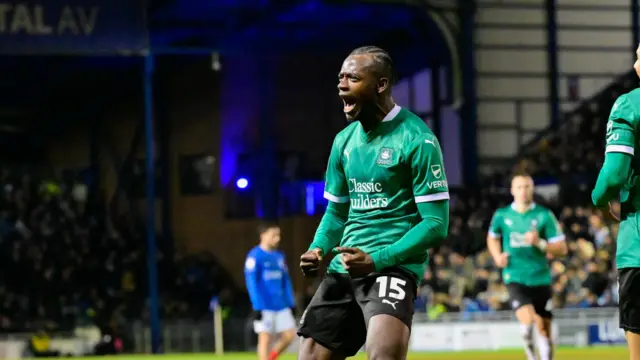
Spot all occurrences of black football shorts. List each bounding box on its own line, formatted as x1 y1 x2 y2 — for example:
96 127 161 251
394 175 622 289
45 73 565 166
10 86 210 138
618 267 640 333
297 267 416 356
506 282 553 319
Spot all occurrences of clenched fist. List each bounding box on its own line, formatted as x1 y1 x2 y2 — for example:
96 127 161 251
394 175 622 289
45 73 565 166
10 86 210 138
336 247 375 278
300 248 323 277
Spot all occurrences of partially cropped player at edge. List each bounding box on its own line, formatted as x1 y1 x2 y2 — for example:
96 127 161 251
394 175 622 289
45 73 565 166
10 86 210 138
591 44 640 360
487 173 567 360
297 46 449 360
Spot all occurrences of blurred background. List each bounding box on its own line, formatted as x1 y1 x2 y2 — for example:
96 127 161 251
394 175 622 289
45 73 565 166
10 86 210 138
0 0 635 357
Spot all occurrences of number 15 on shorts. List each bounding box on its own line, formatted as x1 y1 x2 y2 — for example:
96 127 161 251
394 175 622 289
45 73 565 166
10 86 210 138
376 276 407 300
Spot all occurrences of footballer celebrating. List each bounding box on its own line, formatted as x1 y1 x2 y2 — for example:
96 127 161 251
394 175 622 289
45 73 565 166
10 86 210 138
591 44 640 360
487 173 567 360
297 46 449 360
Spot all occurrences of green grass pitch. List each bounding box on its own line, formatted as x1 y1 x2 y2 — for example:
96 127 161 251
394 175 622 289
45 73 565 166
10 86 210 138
67 347 628 360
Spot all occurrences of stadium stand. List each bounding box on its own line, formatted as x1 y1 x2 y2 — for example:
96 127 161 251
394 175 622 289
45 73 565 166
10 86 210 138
0 168 238 335
414 71 640 319
7 70 621 332
1 0 636 357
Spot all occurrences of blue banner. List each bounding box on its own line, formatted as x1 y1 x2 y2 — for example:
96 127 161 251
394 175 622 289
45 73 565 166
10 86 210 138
587 321 626 345
0 0 146 54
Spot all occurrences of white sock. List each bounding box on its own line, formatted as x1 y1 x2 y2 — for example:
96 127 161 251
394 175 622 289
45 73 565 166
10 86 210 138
520 324 536 360
537 335 553 360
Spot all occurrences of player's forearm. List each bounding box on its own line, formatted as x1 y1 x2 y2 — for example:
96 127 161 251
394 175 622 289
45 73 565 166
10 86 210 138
284 276 296 307
309 201 349 255
592 152 632 206
245 276 264 310
370 200 449 271
246 294 264 310
486 236 502 259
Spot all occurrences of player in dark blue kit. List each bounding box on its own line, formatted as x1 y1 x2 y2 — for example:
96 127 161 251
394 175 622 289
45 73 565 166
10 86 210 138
245 222 296 360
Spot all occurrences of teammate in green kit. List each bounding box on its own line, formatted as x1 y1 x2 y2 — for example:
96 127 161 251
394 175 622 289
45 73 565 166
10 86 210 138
591 44 640 360
487 173 567 360
296 46 449 360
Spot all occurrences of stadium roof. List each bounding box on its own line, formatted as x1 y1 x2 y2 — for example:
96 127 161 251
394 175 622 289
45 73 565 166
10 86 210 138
0 0 453 141
150 0 449 56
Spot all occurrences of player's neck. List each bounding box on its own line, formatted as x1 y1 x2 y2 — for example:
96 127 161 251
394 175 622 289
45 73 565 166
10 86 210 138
259 243 274 252
360 97 396 132
514 202 533 213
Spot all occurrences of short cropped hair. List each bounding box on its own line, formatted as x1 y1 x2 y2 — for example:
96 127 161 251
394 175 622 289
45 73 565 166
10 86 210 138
510 171 533 184
349 46 396 85
257 221 279 235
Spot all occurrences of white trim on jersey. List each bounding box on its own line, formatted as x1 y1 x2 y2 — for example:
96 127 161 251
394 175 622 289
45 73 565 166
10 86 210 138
548 234 566 243
382 104 402 122
511 202 536 211
488 231 501 238
323 191 349 203
606 144 635 155
414 192 449 203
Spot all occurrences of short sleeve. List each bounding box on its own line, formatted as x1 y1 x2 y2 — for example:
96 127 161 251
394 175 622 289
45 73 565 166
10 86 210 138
323 137 349 204
606 95 636 156
542 211 565 243
488 212 502 238
409 134 449 203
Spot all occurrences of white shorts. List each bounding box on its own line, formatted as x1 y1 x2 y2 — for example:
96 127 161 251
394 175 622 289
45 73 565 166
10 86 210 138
253 308 296 334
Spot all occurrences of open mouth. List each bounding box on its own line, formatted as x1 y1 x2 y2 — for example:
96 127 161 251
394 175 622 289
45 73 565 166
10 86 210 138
342 97 358 114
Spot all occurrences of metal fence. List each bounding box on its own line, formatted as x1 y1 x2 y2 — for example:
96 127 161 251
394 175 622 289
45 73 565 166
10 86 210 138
131 315 254 354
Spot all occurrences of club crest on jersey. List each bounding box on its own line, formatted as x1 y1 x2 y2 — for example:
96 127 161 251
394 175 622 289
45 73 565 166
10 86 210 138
431 165 442 179
376 148 394 165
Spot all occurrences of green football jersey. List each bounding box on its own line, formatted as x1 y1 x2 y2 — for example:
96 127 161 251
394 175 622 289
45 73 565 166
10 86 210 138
488 203 564 286
323 105 449 281
606 89 640 269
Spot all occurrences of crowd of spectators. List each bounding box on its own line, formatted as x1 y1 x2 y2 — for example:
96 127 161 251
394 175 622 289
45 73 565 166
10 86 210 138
415 72 635 318
0 168 237 334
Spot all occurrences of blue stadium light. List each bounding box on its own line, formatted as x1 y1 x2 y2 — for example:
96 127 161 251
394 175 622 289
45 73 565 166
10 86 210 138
236 177 249 189
305 184 315 215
